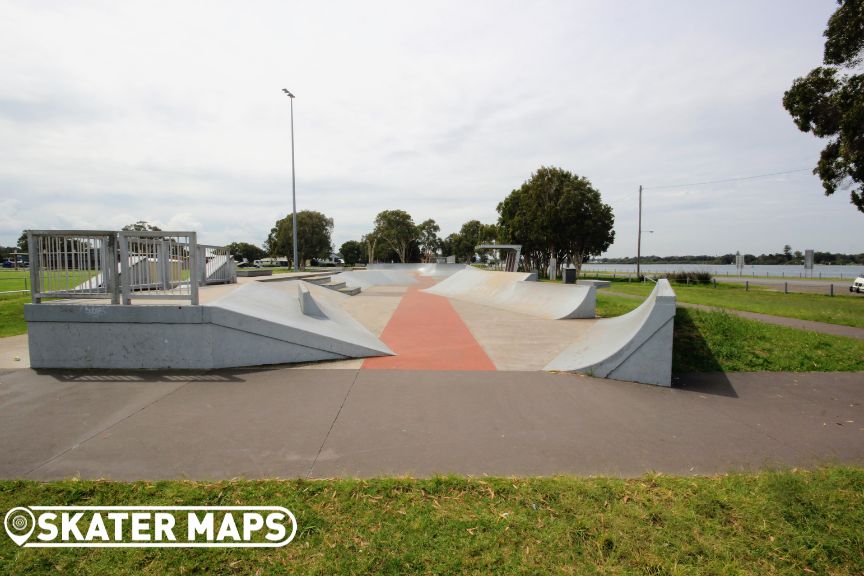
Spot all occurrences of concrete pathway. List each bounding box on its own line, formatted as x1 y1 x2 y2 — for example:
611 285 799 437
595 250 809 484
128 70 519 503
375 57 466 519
0 368 860 480
604 290 864 340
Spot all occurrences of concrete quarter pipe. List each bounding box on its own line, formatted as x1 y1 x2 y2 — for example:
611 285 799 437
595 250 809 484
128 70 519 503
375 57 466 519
544 279 676 386
422 266 596 319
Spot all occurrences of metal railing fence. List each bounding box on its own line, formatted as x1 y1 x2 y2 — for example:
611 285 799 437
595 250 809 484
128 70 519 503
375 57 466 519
27 230 119 304
118 231 198 305
199 244 237 285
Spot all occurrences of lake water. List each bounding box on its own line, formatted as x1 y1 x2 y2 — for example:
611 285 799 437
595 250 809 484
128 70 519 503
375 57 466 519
582 263 864 279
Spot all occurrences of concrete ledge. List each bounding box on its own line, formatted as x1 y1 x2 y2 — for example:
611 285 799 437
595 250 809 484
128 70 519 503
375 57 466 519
236 269 273 277
25 304 204 324
544 280 676 386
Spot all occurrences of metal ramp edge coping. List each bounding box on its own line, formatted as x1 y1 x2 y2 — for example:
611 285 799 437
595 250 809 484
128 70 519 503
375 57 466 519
421 266 596 319
544 279 676 386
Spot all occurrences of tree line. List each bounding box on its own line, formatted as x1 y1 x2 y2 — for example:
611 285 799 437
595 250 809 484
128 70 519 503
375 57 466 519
596 249 864 266
249 166 616 277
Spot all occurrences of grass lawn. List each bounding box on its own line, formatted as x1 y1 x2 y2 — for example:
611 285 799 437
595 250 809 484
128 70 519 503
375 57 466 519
0 269 31 293
674 308 864 372
0 269 100 294
1 468 862 575
596 292 864 372
597 280 864 329
0 293 28 338
595 291 642 318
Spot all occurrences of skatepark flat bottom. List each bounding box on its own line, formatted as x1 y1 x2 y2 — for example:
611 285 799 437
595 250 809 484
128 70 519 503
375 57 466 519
363 277 495 370
0 367 860 480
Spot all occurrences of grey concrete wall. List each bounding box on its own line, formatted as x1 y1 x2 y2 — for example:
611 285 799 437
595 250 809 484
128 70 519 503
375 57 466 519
25 282 392 370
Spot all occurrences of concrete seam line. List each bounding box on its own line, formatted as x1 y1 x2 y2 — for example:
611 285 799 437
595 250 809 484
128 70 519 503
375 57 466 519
22 380 194 478
306 370 360 479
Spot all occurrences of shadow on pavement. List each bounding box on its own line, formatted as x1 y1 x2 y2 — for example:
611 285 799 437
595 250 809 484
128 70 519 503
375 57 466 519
671 309 737 397
673 372 738 398
36 370 249 383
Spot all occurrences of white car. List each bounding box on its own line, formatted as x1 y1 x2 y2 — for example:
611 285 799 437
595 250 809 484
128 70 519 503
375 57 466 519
850 277 864 294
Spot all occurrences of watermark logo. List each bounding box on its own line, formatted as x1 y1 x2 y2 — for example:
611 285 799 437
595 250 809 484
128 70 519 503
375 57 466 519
3 506 297 548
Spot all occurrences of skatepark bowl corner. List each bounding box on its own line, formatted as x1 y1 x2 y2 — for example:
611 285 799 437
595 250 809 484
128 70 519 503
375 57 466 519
22 261 676 386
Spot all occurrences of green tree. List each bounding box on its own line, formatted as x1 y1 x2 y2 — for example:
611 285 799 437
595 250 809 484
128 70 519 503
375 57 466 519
226 242 266 263
417 219 441 262
361 233 380 264
17 231 28 254
339 240 364 266
372 210 418 263
122 221 162 231
497 166 614 278
440 233 459 258
452 220 498 263
266 210 333 268
783 0 864 213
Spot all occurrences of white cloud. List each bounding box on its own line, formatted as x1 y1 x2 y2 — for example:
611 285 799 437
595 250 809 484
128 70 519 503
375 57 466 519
0 0 859 257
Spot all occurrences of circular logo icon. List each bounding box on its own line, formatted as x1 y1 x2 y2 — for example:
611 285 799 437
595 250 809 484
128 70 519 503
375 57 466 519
4 507 35 546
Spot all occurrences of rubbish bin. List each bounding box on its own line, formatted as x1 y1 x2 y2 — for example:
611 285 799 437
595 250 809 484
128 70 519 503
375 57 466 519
563 267 577 284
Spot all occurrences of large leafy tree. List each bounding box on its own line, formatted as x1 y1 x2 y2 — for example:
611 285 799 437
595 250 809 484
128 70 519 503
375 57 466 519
451 220 498 263
226 242 266 263
783 0 864 213
266 210 333 267
417 219 441 262
372 210 418 263
497 166 615 278
339 240 364 266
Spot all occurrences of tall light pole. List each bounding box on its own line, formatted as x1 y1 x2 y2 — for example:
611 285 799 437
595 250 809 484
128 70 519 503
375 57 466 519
282 88 299 271
636 184 642 280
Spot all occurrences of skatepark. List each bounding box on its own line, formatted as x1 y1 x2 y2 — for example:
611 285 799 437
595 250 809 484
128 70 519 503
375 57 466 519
1 233 861 481
19 242 675 384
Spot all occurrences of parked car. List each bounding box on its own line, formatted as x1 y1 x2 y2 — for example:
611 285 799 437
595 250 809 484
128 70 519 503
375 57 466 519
850 276 864 294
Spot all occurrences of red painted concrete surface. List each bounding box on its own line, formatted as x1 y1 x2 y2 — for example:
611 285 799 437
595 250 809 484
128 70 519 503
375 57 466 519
363 277 496 371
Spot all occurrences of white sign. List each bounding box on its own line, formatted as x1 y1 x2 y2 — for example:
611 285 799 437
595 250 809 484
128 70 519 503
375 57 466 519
4 506 297 548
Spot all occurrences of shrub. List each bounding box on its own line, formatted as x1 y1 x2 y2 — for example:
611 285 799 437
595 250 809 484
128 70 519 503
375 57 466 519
671 271 713 285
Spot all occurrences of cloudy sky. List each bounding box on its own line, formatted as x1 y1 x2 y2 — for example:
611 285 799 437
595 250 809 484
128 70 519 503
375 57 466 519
0 0 859 257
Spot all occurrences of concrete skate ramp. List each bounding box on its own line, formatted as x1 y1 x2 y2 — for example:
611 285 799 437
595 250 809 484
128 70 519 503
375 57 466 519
544 280 676 386
332 269 418 289
423 266 596 319
366 263 468 277
26 281 392 369
207 281 394 364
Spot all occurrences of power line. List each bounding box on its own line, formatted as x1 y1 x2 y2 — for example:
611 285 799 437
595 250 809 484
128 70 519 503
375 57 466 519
643 168 812 191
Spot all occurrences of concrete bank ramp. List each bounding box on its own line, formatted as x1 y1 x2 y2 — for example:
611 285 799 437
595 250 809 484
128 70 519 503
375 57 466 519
367 263 468 277
26 281 393 369
422 266 596 319
544 280 676 386
332 270 418 289
206 281 394 366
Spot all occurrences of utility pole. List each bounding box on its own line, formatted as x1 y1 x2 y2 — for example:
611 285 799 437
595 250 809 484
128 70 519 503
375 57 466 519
636 184 642 280
282 88 299 271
